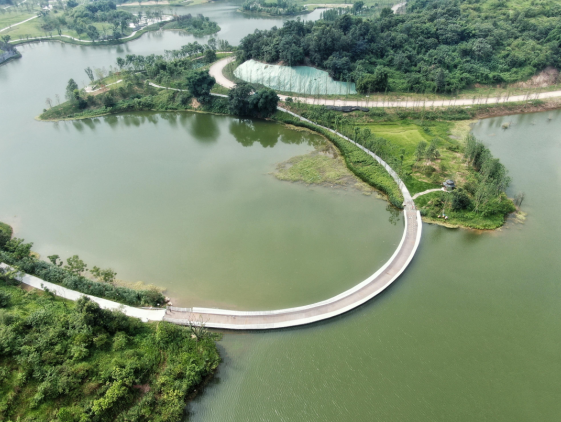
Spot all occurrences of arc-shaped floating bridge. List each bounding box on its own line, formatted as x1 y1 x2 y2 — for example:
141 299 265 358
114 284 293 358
6 61 424 330
163 108 422 329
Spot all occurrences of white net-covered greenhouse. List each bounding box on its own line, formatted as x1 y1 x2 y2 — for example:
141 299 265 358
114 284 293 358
234 60 357 95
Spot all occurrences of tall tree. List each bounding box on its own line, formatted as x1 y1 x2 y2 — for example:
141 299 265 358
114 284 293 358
185 70 215 103
65 78 79 101
84 67 94 83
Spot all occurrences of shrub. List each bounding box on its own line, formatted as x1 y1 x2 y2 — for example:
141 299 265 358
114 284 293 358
0 222 12 248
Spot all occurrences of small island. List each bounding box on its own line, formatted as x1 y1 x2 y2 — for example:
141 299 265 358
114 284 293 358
161 13 220 36
239 0 307 16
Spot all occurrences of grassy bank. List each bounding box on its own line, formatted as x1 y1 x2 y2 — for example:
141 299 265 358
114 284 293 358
0 278 220 422
273 140 376 194
9 21 167 47
274 110 405 208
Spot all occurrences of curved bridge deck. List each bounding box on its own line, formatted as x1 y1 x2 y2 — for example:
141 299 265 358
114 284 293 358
164 107 422 330
7 63 424 331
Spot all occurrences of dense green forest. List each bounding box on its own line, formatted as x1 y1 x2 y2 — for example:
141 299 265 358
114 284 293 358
239 0 561 93
0 277 220 422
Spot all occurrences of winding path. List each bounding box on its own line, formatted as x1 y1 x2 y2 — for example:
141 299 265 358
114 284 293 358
209 57 561 107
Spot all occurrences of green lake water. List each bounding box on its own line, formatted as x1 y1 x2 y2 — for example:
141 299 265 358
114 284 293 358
1 4 561 421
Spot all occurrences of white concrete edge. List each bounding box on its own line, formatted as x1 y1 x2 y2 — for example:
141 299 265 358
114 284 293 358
174 211 422 329
0 263 166 322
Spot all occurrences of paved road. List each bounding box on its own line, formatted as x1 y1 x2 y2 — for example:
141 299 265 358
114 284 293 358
209 57 561 108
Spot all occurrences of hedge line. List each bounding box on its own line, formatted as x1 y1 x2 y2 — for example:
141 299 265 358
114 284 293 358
274 112 404 208
0 224 165 307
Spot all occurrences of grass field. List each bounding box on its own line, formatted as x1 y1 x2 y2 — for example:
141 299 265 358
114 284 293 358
348 120 464 195
0 10 36 29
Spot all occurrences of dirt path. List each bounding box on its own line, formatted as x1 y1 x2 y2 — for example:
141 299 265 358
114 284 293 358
412 188 445 200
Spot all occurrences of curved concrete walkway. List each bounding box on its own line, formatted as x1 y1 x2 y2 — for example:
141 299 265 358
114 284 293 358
5 78 424 330
209 57 561 107
164 109 422 329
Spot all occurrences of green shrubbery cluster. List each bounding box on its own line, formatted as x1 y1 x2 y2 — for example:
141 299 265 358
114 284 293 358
0 232 165 307
241 0 306 16
0 282 220 421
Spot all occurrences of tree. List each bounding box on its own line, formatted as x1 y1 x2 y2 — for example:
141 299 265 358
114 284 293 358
352 1 364 15
414 140 427 161
228 82 253 117
64 255 87 276
184 70 215 103
65 78 79 101
204 48 216 64
451 188 472 211
86 25 99 42
102 92 116 108
248 88 279 117
356 66 389 93
434 68 446 93
47 254 63 266
90 266 117 284
84 67 94 83
425 139 440 162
